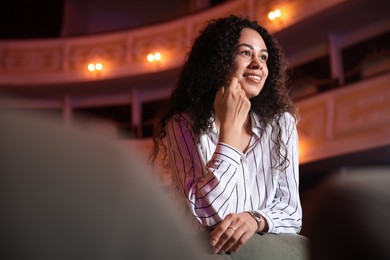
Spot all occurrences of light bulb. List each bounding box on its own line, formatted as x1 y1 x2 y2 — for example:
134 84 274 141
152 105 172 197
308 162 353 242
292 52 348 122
147 53 155 62
274 9 281 18
95 63 103 71
88 63 95 71
154 52 161 61
268 12 276 20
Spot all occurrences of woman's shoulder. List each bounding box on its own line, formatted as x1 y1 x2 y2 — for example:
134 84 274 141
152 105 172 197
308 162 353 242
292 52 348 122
281 111 297 124
279 112 299 135
269 112 297 130
170 112 192 124
167 112 194 130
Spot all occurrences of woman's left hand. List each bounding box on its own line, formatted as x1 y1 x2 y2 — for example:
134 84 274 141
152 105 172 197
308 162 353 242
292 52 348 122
209 212 258 254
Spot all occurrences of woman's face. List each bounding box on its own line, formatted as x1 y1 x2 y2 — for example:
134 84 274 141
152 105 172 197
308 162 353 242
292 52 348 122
230 28 269 99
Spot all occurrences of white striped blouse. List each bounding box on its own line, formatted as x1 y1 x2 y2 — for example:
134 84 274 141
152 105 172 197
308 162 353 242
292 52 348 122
166 111 302 234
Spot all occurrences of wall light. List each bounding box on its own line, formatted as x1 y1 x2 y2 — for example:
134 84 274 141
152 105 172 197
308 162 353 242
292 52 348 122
268 9 282 20
88 62 103 72
95 63 103 71
147 52 162 63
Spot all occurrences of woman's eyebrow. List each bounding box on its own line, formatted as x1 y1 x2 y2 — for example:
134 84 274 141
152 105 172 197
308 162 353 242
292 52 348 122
237 43 268 52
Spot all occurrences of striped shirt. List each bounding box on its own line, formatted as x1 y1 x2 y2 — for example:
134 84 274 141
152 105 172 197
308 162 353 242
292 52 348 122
166 111 302 234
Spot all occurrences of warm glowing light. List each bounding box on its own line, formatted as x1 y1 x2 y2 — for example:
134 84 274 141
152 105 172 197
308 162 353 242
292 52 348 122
88 62 104 72
154 52 161 61
274 9 281 18
88 63 95 71
147 52 162 63
147 53 155 62
95 63 103 71
268 9 282 21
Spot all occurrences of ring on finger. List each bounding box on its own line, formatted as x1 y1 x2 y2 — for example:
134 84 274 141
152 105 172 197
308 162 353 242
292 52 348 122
228 226 237 232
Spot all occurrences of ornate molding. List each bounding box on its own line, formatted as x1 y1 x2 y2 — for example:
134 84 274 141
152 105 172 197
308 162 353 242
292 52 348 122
2 47 63 73
0 0 345 86
69 40 127 71
297 74 390 164
334 79 390 136
297 99 328 143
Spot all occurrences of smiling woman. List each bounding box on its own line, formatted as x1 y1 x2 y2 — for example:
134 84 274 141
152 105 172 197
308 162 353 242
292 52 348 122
150 15 308 259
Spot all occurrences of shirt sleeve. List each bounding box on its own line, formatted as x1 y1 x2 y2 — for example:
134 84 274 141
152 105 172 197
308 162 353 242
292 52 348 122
166 114 242 227
260 112 302 234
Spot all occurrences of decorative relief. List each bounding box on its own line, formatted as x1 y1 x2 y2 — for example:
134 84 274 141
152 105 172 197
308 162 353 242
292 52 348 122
296 100 328 143
69 41 126 71
132 28 187 65
2 47 62 73
0 0 349 83
334 82 390 136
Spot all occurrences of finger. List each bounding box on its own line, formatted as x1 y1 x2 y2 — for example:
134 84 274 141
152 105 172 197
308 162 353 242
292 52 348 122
229 231 253 253
219 230 243 254
210 217 235 250
211 227 236 254
210 225 225 247
220 86 225 96
210 214 235 239
227 77 239 90
214 87 225 107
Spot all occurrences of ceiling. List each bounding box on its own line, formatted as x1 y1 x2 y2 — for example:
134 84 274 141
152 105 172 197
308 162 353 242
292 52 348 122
0 0 227 39
0 0 64 39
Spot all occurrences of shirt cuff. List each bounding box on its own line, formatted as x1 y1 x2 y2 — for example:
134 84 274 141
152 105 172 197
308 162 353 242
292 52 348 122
212 142 242 167
257 210 274 233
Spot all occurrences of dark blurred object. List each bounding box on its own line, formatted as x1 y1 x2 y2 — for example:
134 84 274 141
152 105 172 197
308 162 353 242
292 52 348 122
0 0 64 39
0 108 204 260
308 167 390 260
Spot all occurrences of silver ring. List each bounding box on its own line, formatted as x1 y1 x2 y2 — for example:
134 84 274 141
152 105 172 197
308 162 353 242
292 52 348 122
228 226 237 232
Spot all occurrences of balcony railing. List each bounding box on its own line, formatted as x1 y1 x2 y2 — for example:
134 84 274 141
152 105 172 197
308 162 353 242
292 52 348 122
297 73 390 164
0 0 345 87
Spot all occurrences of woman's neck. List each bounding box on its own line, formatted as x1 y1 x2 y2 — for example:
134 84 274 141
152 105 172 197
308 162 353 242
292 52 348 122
214 113 251 134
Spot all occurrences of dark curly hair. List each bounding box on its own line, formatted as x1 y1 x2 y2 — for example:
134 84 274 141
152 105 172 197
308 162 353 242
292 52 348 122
150 15 296 170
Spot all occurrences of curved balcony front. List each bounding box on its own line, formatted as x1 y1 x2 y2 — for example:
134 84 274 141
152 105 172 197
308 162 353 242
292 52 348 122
0 0 345 87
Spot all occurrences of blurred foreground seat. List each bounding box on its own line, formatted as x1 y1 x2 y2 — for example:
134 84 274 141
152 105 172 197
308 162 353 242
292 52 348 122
308 167 390 260
0 109 204 260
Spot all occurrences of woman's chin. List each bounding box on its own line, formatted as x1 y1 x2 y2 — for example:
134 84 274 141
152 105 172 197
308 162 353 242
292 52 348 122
244 89 262 99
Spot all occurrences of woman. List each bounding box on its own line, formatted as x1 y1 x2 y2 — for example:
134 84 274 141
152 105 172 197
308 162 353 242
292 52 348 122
151 15 304 257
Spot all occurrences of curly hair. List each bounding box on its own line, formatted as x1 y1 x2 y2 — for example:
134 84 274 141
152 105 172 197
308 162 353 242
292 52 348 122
150 15 296 171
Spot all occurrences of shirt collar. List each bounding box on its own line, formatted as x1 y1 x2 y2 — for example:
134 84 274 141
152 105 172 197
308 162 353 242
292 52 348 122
249 111 263 138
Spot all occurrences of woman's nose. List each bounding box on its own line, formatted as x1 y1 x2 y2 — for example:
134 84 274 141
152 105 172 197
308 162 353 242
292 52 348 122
249 59 262 69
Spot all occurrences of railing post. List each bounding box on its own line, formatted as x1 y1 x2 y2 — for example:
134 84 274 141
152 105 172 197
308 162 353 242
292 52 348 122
328 33 344 86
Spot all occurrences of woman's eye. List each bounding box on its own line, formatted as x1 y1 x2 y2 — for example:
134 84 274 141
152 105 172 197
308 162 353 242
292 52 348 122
241 50 251 56
260 54 268 61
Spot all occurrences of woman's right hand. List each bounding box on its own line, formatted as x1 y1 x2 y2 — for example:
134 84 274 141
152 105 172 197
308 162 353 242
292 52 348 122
214 77 251 147
210 212 258 254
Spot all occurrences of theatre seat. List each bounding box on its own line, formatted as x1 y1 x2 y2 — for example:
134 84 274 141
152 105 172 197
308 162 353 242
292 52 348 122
308 167 390 260
0 109 203 260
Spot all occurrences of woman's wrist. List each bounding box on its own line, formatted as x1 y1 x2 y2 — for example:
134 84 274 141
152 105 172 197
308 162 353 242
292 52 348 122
246 211 262 232
219 126 243 149
246 211 268 233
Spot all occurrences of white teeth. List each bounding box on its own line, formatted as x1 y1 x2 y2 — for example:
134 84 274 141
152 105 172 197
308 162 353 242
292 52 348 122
246 75 261 81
